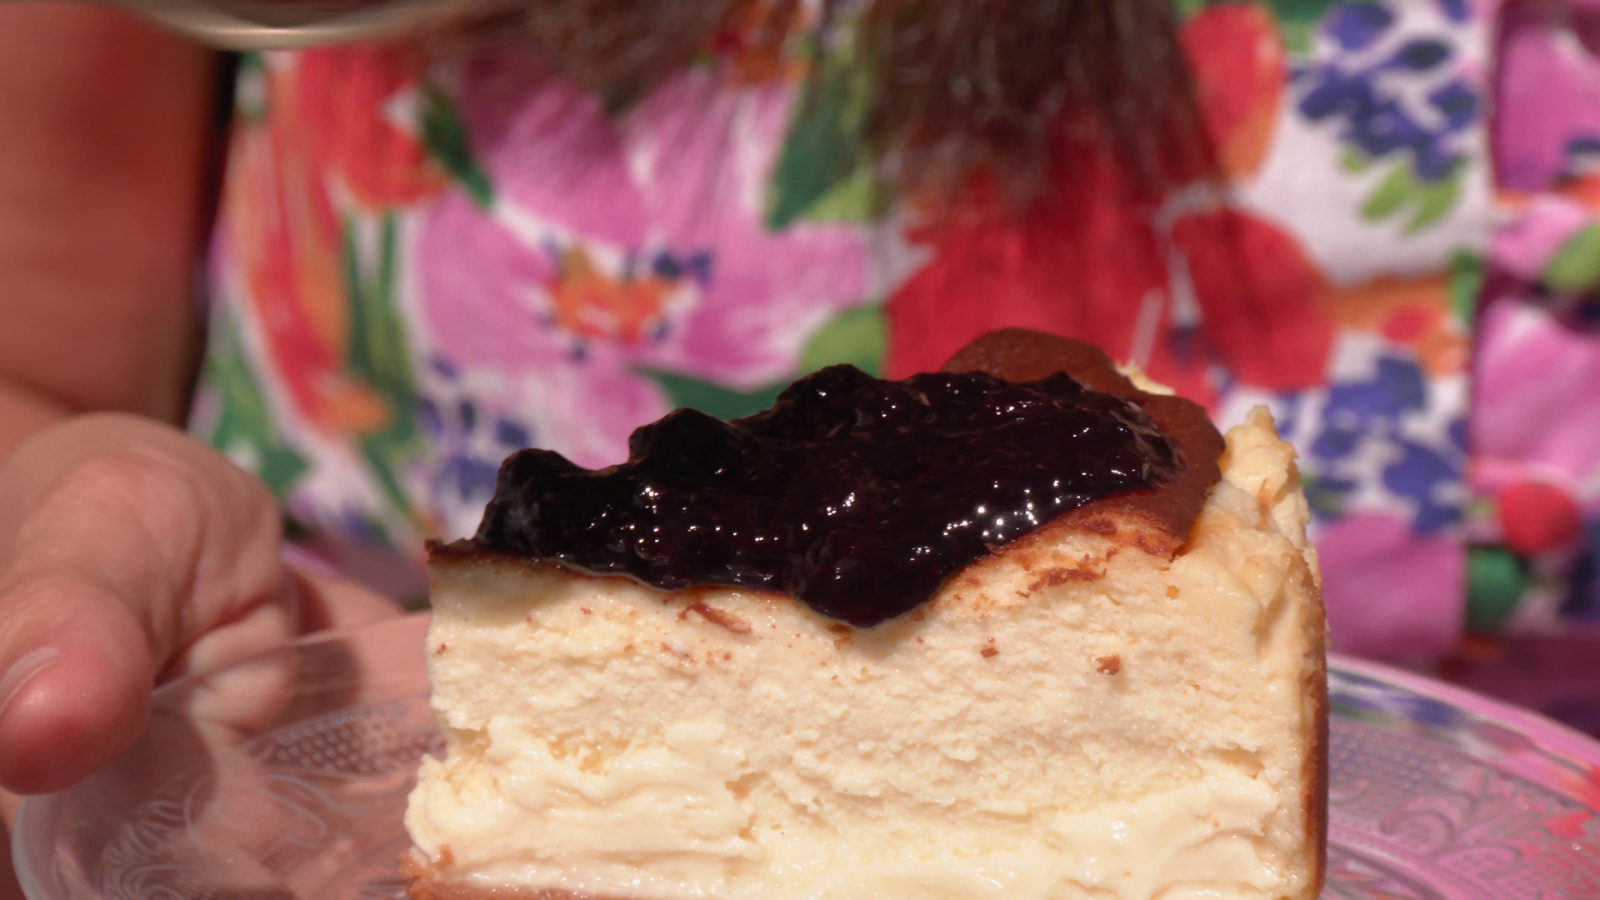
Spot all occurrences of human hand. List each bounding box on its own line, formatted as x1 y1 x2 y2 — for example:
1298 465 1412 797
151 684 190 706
0 414 399 820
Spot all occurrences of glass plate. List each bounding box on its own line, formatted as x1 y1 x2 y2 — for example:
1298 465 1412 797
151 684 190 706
13 614 1600 899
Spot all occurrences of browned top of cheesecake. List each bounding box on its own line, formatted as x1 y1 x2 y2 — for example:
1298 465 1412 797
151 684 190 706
943 329 1223 560
449 330 1223 628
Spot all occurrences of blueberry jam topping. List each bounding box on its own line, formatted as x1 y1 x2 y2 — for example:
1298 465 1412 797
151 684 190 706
476 365 1181 628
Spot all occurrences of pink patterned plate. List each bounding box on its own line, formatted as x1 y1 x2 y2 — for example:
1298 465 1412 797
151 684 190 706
12 615 1600 898
1322 656 1600 898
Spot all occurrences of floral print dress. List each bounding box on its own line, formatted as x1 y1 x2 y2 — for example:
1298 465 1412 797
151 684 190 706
194 0 1600 719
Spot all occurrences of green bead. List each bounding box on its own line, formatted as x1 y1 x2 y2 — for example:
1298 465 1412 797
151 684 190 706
1465 546 1530 634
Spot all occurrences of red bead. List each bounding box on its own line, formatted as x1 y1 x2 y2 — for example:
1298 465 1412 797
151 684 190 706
1497 480 1583 556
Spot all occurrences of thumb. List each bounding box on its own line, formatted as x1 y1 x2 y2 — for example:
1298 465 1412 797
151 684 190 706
0 414 295 795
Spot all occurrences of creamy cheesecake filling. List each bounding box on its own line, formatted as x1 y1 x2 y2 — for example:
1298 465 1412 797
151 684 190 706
408 760 1282 900
407 408 1323 900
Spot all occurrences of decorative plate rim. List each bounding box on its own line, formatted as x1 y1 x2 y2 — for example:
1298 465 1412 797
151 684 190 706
1329 651 1600 769
12 617 1600 899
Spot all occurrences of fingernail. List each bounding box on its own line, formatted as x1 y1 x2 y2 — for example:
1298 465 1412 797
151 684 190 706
0 645 60 720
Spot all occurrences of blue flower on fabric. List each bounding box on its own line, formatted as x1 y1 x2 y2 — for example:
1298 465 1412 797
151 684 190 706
417 398 498 503
1428 81 1478 132
1297 49 1475 184
651 250 713 284
1271 390 1304 438
1306 354 1463 535
1325 2 1395 51
1292 1 1480 234
1433 0 1469 23
1383 441 1459 533
1318 356 1426 432
1564 522 1600 622
1447 415 1468 455
419 355 537 511
1384 38 1451 72
1564 135 1600 187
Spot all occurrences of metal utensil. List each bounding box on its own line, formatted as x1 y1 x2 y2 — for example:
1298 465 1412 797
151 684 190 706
57 0 441 49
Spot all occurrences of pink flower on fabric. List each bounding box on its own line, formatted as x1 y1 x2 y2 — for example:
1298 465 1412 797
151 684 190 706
1319 511 1464 661
417 55 869 468
1492 196 1592 282
1473 299 1600 515
1496 2 1600 191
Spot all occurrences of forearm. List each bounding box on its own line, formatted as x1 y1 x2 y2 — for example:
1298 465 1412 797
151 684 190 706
0 3 217 448
0 8 218 894
0 377 71 470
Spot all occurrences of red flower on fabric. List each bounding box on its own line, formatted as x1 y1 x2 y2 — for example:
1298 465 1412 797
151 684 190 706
223 48 445 435
228 76 389 434
885 153 1166 381
292 44 445 210
886 148 1334 405
1180 3 1285 181
1168 209 1334 392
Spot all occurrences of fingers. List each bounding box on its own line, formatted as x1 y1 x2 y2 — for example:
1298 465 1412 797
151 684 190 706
0 579 154 792
0 414 293 794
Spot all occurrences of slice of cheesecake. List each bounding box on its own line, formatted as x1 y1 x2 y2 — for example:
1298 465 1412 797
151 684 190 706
403 330 1327 900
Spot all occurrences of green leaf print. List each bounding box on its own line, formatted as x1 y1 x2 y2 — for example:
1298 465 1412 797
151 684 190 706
798 304 885 376
1301 473 1347 521
1340 147 1372 174
1179 0 1338 54
1447 250 1483 326
201 312 309 498
640 370 790 423
639 304 887 421
1546 222 1600 292
344 213 421 525
421 84 494 209
1361 162 1414 222
801 163 890 224
1402 168 1462 235
1358 160 1463 234
1265 0 1345 54
234 53 269 124
766 43 877 230
345 215 414 403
